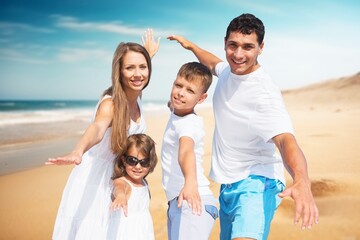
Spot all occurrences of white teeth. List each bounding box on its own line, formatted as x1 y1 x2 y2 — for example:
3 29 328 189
132 80 143 86
233 60 244 64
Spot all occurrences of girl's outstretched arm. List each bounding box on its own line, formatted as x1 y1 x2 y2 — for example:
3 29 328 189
111 178 130 217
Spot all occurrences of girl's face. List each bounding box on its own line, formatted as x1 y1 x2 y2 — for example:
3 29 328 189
123 146 150 186
121 51 149 93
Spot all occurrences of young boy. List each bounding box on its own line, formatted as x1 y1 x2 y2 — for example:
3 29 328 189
168 14 318 240
161 62 218 240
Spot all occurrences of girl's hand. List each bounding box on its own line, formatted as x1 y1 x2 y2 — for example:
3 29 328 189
142 28 161 58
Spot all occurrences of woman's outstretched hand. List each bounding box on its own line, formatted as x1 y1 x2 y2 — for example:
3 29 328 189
46 151 82 165
142 28 161 58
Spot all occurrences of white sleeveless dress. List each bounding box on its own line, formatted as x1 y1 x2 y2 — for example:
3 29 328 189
107 178 154 240
52 95 147 240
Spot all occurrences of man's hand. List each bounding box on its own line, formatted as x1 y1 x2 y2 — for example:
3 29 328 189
279 179 319 230
167 35 192 50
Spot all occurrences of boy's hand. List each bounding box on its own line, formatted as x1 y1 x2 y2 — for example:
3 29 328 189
111 178 129 217
177 183 202 215
142 28 161 58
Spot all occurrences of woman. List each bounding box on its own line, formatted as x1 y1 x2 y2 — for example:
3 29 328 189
46 30 160 239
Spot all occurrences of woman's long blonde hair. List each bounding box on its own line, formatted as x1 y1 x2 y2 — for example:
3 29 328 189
103 42 152 154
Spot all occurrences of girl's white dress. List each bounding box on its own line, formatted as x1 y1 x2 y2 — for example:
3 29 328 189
108 178 154 240
52 95 147 240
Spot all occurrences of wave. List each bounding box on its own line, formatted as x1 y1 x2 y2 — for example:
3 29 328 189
0 109 94 126
0 100 212 126
0 100 169 126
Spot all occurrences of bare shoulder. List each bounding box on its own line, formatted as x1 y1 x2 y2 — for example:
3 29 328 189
95 98 115 118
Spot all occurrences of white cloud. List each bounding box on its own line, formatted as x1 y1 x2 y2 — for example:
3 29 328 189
0 48 49 64
51 14 173 36
56 47 112 62
0 22 55 35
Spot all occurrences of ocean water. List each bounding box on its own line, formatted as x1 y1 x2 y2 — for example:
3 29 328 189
0 99 169 127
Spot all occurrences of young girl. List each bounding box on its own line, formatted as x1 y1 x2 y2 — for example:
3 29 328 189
109 133 158 239
46 31 160 239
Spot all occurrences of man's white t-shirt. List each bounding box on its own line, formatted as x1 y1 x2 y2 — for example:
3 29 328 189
209 62 294 185
161 112 213 201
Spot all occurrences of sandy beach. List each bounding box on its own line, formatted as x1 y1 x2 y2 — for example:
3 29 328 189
0 73 359 240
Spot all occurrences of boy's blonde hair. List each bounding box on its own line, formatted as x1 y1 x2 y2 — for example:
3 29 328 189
177 62 212 93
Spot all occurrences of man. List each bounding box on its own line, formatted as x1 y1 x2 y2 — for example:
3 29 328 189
168 13 319 240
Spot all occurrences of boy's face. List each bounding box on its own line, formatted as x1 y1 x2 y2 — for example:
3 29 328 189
170 76 207 116
224 31 264 75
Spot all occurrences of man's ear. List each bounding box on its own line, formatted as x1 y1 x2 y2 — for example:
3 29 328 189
259 42 264 55
198 93 208 104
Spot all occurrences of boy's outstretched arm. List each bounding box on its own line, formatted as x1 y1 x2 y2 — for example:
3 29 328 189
273 133 319 230
142 28 161 59
177 136 202 215
167 35 222 75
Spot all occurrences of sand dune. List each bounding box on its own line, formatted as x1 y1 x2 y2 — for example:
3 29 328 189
283 72 360 108
0 72 359 239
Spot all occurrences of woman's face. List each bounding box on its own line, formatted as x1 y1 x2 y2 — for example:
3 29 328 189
121 51 149 92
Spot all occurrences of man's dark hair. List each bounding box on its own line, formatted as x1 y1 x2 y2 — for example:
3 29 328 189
225 13 265 45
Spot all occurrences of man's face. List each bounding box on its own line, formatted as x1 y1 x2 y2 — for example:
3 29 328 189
224 31 264 75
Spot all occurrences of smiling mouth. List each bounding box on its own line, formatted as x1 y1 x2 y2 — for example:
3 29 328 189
131 80 143 86
132 170 143 175
173 97 184 104
233 60 246 65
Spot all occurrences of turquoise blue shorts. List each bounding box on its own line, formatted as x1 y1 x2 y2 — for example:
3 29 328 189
219 175 285 240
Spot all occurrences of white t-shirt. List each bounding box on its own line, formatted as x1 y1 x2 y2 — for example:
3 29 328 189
209 62 294 184
161 112 213 201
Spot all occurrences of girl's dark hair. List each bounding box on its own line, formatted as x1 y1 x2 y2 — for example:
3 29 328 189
113 133 157 179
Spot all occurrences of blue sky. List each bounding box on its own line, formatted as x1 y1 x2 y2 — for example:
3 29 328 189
1 0 359 101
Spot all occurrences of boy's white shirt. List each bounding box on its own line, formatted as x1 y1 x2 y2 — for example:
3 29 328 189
161 112 213 201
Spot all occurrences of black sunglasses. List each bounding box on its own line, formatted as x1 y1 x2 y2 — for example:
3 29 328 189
125 155 150 168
